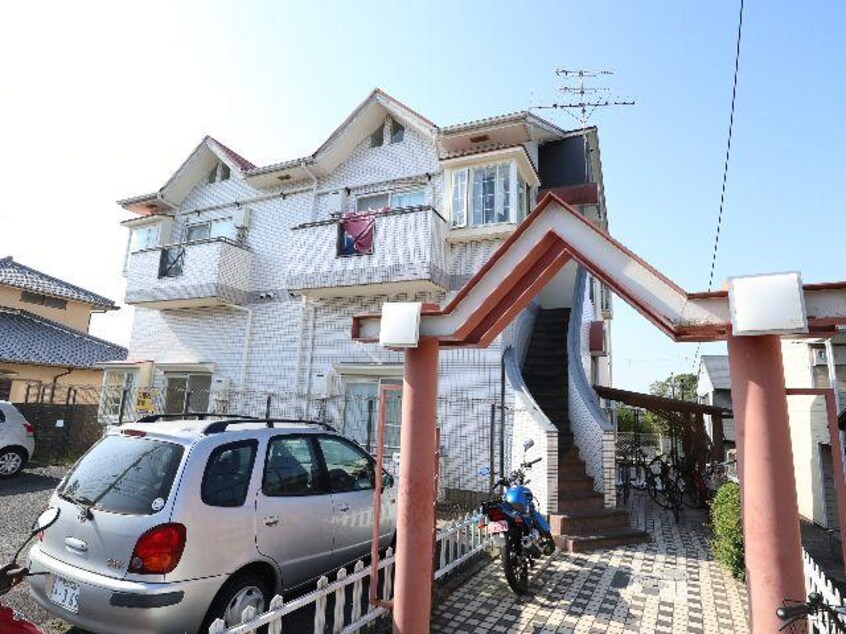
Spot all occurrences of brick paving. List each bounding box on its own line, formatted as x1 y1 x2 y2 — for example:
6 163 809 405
431 492 749 633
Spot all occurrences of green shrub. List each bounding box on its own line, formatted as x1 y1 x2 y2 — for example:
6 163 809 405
709 482 745 580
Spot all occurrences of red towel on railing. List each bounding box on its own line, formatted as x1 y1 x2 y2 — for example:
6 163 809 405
341 210 379 254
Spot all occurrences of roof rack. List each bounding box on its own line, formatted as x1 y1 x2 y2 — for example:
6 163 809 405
202 418 337 435
133 413 254 424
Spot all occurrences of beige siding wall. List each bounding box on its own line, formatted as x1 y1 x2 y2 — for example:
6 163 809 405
1 363 104 403
0 286 93 332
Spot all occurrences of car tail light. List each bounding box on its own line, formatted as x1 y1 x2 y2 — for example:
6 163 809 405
486 507 506 522
129 524 186 574
23 422 34 436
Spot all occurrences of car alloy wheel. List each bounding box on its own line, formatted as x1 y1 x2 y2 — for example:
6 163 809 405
223 584 266 627
0 450 23 477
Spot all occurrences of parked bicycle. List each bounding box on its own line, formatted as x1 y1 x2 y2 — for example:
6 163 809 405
777 592 846 633
616 448 681 521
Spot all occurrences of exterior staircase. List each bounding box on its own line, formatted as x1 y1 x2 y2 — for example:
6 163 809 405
522 308 648 553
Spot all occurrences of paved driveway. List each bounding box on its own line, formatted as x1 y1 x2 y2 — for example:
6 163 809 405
432 493 749 633
0 465 76 634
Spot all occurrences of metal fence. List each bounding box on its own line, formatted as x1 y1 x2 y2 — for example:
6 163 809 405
803 548 846 633
209 513 489 634
17 383 513 510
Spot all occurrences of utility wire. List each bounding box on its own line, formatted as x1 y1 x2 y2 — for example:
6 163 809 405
691 0 745 373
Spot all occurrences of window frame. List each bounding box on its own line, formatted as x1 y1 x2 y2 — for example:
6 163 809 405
390 120 405 144
201 439 259 508
448 161 520 229
99 369 138 422
313 433 377 494
262 434 329 498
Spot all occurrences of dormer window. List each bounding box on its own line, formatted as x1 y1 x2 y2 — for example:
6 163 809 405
370 125 384 148
391 120 405 144
207 162 231 184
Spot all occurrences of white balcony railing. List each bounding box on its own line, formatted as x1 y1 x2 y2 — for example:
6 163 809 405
286 206 448 296
125 238 252 308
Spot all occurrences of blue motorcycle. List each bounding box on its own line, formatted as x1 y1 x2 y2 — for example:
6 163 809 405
479 439 556 594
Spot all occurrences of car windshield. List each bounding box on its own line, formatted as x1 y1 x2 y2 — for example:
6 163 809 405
58 435 185 515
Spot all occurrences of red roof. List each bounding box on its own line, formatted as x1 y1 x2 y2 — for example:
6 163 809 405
208 137 256 171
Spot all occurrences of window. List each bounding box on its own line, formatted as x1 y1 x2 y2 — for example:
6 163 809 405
318 436 374 492
185 218 235 242
0 408 6 422
58 435 184 515
450 170 468 227
341 379 402 454
517 175 528 223
207 162 231 184
356 193 390 212
0 379 10 401
100 370 137 421
450 162 515 227
263 436 324 496
20 291 67 310
370 124 384 148
391 120 405 144
129 225 160 253
164 374 211 414
202 440 257 507
391 189 425 209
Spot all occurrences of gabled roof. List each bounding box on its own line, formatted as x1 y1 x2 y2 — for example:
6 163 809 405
120 89 581 212
0 257 117 310
698 355 731 392
0 308 127 369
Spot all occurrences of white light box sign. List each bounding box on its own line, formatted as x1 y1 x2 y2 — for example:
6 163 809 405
379 302 422 348
728 272 808 336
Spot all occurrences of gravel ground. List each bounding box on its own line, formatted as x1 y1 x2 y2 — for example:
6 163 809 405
0 465 78 634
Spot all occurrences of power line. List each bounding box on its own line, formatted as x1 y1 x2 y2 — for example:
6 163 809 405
691 0 746 373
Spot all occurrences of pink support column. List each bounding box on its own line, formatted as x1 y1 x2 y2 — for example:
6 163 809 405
727 335 806 634
393 337 439 634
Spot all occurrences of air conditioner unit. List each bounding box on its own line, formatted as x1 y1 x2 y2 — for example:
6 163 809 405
811 348 828 366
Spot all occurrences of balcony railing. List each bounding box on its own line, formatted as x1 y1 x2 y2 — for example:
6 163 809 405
286 206 449 296
125 237 252 308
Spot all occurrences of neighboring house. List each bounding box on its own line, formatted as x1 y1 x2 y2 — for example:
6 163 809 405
696 342 846 530
696 355 736 450
0 257 127 401
113 89 635 550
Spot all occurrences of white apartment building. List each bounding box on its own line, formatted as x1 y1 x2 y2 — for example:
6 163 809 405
107 90 638 549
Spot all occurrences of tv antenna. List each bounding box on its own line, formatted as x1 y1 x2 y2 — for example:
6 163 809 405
533 68 634 181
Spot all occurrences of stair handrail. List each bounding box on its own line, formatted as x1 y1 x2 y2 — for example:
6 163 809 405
568 266 615 432
503 346 556 433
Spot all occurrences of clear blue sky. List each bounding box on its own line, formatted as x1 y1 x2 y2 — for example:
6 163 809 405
1 1 844 391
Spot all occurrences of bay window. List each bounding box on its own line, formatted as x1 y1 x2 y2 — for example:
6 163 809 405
450 161 530 228
129 224 160 253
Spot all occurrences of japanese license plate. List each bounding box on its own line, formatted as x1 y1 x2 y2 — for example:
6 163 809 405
487 520 509 534
49 575 79 613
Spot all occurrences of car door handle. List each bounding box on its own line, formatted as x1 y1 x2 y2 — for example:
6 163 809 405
337 504 351 512
262 515 280 527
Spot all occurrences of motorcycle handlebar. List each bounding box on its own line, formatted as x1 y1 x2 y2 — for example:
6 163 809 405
526 457 542 467
776 604 809 621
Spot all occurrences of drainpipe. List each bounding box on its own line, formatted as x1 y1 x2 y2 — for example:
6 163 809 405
228 305 253 389
305 300 318 405
295 296 308 393
301 160 319 222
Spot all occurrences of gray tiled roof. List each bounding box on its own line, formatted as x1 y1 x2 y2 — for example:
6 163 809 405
700 355 731 390
0 309 127 368
0 257 116 309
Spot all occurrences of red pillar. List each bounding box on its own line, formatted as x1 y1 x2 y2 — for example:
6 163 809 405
727 335 806 633
393 337 439 634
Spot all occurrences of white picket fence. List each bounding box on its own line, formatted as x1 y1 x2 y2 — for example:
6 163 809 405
803 548 846 633
210 513 489 633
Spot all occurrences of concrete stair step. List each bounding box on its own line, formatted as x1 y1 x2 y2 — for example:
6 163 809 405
549 508 631 534
557 475 595 493
557 491 605 512
554 528 650 553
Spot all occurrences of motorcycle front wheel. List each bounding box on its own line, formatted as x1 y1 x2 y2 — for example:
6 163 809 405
502 536 530 595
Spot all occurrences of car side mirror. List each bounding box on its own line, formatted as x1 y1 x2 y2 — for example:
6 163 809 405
31 507 60 537
382 472 394 489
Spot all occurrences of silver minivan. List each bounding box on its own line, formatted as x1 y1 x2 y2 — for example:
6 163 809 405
27 416 397 634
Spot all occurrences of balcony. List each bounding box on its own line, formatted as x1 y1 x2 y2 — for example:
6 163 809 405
125 238 252 309
286 206 448 297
